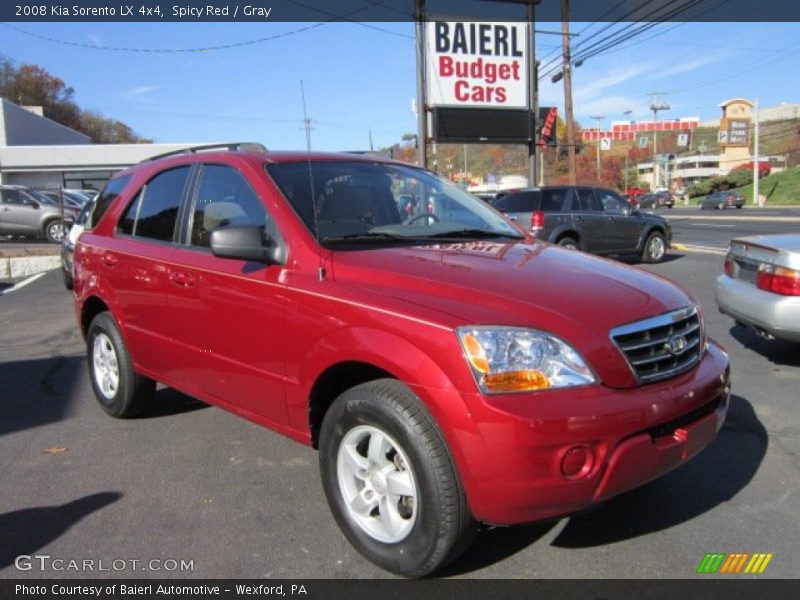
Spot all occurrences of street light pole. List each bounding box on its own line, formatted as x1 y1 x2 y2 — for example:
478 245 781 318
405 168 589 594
753 97 760 206
649 93 670 189
623 109 633 191
591 115 605 181
414 0 427 169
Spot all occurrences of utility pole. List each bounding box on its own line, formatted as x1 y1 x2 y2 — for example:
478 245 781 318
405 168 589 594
591 115 605 181
561 0 577 184
648 92 670 189
528 2 538 187
415 0 427 168
753 97 760 205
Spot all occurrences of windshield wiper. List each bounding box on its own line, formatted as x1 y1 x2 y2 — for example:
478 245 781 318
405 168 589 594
426 229 524 240
322 232 414 244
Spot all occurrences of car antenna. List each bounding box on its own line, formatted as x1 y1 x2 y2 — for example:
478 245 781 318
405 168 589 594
301 80 325 281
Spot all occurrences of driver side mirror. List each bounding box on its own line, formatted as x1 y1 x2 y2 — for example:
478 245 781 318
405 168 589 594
210 226 285 265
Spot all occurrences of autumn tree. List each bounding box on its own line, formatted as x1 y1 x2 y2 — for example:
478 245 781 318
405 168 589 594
0 56 150 143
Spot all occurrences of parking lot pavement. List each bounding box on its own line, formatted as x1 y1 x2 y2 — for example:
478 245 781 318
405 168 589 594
1 257 798 579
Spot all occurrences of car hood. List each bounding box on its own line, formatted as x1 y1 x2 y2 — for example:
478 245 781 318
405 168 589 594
330 240 696 388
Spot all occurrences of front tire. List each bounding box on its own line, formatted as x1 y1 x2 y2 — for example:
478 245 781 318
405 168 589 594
44 219 66 243
319 380 474 577
642 231 667 263
87 312 155 418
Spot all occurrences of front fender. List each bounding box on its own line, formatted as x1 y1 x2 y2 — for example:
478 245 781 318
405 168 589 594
288 326 491 511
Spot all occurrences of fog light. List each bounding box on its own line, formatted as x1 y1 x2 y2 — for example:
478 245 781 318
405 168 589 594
560 445 593 479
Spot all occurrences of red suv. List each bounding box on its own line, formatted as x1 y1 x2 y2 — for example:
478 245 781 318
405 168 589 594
74 144 730 577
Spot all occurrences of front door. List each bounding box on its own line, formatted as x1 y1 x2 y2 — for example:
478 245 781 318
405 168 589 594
0 189 39 234
166 163 288 425
595 188 643 253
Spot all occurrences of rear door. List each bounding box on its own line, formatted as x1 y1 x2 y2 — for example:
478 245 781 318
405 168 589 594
492 191 539 228
573 187 608 252
165 163 289 424
595 188 643 252
98 166 190 372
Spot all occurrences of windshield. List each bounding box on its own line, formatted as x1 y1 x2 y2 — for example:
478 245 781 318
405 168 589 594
266 161 522 247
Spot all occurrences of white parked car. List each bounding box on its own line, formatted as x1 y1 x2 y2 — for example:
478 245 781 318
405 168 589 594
716 234 800 343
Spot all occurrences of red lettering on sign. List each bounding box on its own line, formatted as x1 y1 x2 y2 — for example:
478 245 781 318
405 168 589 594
455 80 470 101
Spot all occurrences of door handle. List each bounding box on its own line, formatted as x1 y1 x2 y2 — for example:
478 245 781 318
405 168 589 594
102 253 119 267
508 215 518 221
575 217 584 223
169 272 196 288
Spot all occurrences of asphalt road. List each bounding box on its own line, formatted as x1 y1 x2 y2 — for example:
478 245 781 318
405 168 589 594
645 206 800 253
1 249 799 579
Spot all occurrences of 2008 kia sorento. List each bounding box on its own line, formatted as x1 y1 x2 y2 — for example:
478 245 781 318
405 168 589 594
74 143 731 577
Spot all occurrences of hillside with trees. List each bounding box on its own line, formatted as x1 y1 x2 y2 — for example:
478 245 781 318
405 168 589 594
0 56 151 143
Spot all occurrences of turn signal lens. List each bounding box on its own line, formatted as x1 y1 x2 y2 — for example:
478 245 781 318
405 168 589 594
462 333 489 373
724 252 734 277
483 370 550 393
756 264 800 296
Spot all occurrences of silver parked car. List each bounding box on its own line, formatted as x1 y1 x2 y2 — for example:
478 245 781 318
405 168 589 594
716 234 800 343
0 185 80 243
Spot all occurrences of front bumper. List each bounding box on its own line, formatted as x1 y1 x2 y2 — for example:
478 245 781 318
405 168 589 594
716 274 800 343
439 342 730 525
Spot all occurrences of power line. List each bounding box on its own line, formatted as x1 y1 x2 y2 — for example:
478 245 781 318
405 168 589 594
540 0 710 82
0 1 412 53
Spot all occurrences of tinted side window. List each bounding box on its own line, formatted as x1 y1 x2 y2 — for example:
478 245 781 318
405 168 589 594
541 188 569 211
118 167 189 241
493 192 538 212
577 188 603 212
88 176 132 230
190 165 267 247
595 189 626 212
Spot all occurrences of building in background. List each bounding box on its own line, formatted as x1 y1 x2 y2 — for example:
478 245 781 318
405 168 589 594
0 97 202 190
635 98 790 190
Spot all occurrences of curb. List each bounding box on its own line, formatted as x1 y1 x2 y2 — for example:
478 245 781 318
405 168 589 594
0 255 61 279
672 243 727 256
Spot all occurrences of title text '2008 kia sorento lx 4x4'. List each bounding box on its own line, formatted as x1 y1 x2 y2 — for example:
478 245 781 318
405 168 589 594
73 143 731 577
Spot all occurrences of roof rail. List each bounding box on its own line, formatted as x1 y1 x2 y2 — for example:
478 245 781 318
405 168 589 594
143 142 268 162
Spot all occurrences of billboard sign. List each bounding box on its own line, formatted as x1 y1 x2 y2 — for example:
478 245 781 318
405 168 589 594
426 21 528 109
721 118 750 146
538 106 558 146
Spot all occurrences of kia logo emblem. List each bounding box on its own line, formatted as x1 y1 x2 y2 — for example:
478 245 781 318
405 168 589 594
666 335 688 356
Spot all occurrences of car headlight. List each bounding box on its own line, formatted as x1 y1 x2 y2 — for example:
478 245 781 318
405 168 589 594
456 326 596 394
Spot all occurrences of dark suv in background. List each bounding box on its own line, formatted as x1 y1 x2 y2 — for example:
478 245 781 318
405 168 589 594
491 186 671 263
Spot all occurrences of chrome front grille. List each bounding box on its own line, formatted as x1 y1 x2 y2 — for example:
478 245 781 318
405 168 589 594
611 307 703 384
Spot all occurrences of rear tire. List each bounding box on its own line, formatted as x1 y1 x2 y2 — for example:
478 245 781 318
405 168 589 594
641 231 667 263
558 237 579 250
87 312 154 418
319 379 475 577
